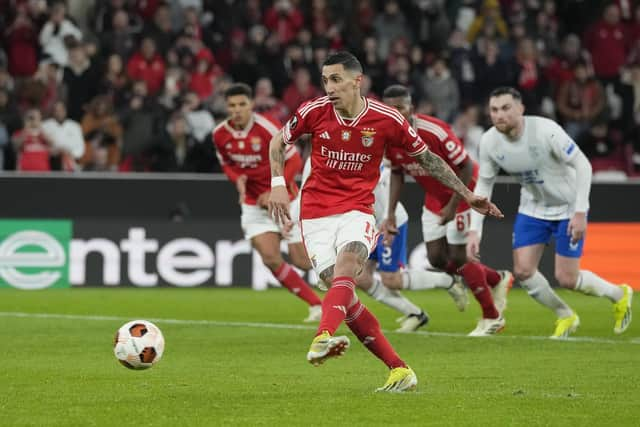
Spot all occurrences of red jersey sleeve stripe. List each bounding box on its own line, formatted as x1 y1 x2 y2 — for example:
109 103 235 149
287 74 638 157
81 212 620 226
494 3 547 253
407 144 428 157
452 151 468 165
416 119 448 141
299 96 331 118
368 104 404 125
369 99 406 124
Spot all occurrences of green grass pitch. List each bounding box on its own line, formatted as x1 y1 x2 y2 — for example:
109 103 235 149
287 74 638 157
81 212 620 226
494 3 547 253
1 288 638 427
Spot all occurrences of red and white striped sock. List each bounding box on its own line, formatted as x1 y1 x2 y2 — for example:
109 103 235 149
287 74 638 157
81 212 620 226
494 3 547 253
316 276 355 336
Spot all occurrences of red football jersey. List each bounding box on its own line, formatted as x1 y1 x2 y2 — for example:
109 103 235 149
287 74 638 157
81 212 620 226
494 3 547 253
213 113 298 205
13 129 51 171
388 114 478 213
283 96 428 219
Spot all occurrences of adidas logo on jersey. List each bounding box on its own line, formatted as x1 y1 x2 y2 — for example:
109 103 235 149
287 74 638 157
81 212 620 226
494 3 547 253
320 131 330 140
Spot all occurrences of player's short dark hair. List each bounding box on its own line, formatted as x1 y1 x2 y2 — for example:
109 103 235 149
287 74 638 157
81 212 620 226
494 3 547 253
322 51 363 74
382 85 411 100
224 83 253 99
489 86 522 101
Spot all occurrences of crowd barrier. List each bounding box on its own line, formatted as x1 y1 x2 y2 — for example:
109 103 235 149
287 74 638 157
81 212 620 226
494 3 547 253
1 173 638 290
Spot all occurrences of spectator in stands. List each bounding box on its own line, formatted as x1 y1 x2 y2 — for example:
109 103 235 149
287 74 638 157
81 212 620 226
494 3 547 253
39 2 82 67
5 5 38 77
253 77 289 123
576 119 621 159
63 41 99 121
408 0 450 51
585 3 628 85
81 96 123 171
263 0 304 45
466 0 508 44
545 33 593 94
120 80 161 162
474 39 515 104
147 112 216 172
359 36 385 95
126 37 166 95
373 0 411 59
12 108 52 171
99 54 129 109
100 9 140 60
418 56 460 122
42 100 85 171
181 91 215 143
144 3 175 54
33 60 62 116
447 29 476 105
281 67 321 115
556 60 606 139
514 37 548 114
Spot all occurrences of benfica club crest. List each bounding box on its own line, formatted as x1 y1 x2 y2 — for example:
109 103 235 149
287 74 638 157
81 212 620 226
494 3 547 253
251 137 261 152
341 130 351 141
360 128 376 147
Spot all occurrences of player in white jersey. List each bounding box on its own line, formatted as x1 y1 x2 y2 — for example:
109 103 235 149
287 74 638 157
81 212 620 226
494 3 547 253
467 87 633 339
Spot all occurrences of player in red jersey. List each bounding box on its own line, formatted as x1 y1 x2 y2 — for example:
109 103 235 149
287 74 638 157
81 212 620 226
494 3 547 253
382 85 514 337
213 83 322 322
268 52 503 392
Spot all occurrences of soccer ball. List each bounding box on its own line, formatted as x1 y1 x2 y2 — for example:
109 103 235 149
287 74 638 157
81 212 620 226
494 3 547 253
113 320 165 370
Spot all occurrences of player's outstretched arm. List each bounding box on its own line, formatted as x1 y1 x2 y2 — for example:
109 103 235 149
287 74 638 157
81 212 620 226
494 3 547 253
268 129 291 225
413 149 503 218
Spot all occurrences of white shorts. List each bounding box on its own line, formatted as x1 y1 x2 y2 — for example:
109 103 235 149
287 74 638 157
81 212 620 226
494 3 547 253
421 207 470 245
240 203 302 242
301 210 378 276
288 195 303 243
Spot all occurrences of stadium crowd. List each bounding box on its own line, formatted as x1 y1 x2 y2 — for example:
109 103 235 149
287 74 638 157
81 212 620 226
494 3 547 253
1 0 640 176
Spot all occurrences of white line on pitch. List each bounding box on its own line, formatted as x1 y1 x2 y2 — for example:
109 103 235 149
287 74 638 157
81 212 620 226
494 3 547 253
0 311 637 345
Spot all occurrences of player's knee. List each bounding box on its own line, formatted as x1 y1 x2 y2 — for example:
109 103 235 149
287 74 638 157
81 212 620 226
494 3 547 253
379 271 402 289
513 266 535 282
261 253 284 271
289 252 312 271
555 271 578 289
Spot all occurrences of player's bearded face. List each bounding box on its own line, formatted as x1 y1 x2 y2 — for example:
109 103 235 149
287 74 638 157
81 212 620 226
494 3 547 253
321 64 361 110
226 95 253 128
489 95 522 134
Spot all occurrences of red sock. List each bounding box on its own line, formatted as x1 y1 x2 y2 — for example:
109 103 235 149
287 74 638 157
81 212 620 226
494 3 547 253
345 300 406 369
316 276 355 335
481 264 501 288
459 262 500 319
273 263 322 306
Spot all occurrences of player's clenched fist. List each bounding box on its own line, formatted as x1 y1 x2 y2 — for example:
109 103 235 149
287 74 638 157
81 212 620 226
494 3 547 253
268 185 291 225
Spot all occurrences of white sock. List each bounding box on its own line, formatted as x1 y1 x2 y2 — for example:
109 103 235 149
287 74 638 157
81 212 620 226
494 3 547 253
402 269 453 290
520 271 573 318
575 270 624 302
367 275 422 316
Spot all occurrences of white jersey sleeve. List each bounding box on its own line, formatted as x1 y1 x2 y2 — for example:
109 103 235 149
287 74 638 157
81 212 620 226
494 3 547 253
470 131 499 234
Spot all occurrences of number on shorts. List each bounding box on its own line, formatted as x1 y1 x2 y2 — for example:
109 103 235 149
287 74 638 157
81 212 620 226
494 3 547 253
364 222 375 244
456 212 470 232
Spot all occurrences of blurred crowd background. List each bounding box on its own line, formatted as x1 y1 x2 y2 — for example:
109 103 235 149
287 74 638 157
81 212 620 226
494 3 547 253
1 0 640 178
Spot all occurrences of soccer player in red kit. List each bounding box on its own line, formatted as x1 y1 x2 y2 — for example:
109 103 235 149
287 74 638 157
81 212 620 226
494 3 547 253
268 52 503 392
213 83 322 322
382 85 514 336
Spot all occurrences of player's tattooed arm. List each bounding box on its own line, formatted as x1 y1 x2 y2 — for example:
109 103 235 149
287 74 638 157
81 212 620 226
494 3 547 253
269 130 286 177
414 149 474 199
